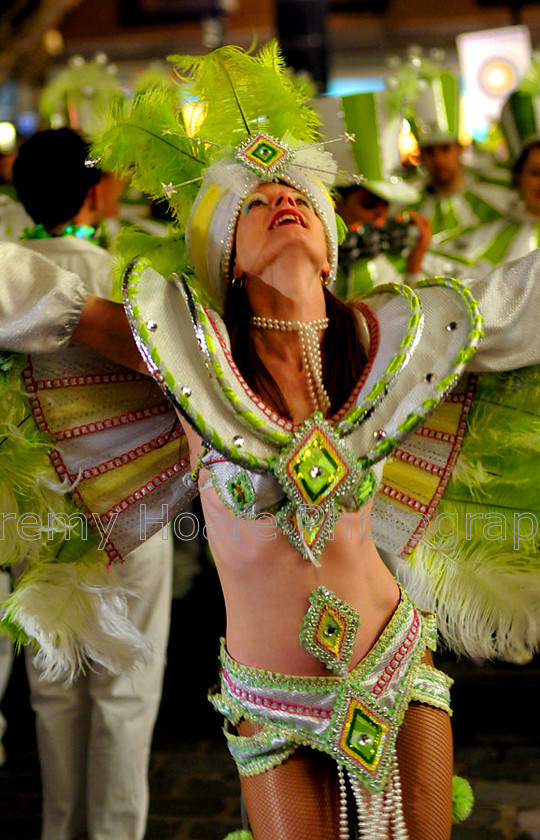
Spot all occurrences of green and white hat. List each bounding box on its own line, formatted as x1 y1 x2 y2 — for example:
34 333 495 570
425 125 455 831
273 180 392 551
499 53 540 162
385 49 460 148
315 91 419 204
499 90 540 161
407 71 459 147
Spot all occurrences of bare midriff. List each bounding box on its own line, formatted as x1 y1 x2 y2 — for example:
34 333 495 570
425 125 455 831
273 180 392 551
182 420 401 677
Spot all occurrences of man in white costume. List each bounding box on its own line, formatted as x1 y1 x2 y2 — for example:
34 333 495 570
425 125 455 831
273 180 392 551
9 127 173 840
402 58 510 236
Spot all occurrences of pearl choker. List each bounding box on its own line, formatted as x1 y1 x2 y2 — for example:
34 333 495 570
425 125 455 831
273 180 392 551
250 315 331 414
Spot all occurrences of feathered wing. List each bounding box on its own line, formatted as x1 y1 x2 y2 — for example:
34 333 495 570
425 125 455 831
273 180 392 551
374 366 540 663
0 349 196 680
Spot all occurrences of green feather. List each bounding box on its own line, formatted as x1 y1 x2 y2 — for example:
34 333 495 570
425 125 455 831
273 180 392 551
452 776 474 824
110 226 189 302
400 366 540 663
169 41 320 147
223 833 254 840
91 82 206 230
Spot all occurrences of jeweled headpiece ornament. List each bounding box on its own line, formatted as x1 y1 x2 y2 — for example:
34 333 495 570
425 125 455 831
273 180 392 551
91 42 340 312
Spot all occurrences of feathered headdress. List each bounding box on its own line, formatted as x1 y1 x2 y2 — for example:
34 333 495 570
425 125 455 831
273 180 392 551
90 42 340 311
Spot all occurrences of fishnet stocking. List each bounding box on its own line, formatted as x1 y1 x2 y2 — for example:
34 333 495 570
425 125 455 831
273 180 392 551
237 698 453 840
396 702 453 840
237 721 342 840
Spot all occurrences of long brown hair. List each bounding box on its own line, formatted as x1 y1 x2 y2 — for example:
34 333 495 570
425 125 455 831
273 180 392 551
224 283 367 420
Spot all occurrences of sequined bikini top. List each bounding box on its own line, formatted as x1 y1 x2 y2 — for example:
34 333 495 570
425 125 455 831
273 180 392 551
124 260 483 562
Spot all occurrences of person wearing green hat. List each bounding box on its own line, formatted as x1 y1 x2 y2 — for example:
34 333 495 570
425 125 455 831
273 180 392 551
419 81 540 282
395 52 511 236
315 91 432 298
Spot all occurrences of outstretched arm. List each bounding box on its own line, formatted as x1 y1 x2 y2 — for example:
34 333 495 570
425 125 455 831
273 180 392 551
468 248 540 371
0 242 147 374
72 294 149 374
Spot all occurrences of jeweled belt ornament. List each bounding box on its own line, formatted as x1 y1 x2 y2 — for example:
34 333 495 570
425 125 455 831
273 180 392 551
299 586 361 674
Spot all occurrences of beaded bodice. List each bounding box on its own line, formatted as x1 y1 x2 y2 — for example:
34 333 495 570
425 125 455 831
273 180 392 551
123 261 483 562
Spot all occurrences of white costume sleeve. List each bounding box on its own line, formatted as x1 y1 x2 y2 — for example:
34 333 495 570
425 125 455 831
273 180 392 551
467 248 540 371
0 242 87 353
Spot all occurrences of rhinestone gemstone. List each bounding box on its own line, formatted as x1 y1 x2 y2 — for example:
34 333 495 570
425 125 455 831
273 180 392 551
226 470 255 511
146 320 158 331
299 586 360 673
233 435 245 448
287 428 349 506
317 606 346 656
340 699 388 769
181 386 191 396
447 321 458 331
241 134 285 167
425 372 436 383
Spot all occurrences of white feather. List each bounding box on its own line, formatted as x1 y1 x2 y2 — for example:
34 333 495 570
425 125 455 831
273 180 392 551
3 559 151 684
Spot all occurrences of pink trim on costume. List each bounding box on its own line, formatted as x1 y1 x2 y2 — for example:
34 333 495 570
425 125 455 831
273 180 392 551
391 375 478 556
99 459 190 521
333 301 379 422
222 668 332 720
25 370 146 390
371 611 420 698
389 449 447 477
22 358 171 438
53 405 173 441
22 358 187 564
70 428 183 481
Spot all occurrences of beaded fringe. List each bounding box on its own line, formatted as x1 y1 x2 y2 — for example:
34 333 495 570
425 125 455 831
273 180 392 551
337 756 408 840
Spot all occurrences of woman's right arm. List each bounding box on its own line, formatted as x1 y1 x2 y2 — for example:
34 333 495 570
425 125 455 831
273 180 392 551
0 243 147 373
73 294 149 374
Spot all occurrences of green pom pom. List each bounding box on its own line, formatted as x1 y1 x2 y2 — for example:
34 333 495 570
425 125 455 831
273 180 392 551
335 211 349 246
452 774 474 824
223 832 254 840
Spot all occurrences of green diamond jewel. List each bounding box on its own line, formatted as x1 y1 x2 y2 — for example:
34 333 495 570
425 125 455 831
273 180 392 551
234 132 292 177
226 470 255 511
341 701 387 769
299 586 360 673
288 428 349 506
250 140 280 165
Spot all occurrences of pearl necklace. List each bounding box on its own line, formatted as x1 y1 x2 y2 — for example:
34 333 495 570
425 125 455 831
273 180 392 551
250 315 331 414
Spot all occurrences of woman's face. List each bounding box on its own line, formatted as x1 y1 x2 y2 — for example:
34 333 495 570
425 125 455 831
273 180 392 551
233 182 329 280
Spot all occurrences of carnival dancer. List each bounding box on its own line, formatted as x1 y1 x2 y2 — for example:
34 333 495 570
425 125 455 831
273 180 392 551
390 48 510 235
9 127 173 840
423 80 540 281
0 44 538 840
